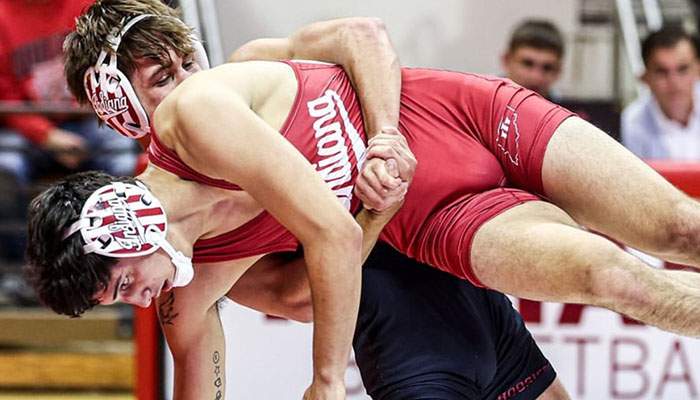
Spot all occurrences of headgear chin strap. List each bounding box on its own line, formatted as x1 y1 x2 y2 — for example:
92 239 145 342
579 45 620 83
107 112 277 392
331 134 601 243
63 181 194 288
84 14 210 139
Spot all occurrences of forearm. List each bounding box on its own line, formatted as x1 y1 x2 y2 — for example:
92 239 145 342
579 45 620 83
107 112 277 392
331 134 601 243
287 18 401 137
331 20 401 138
167 306 226 400
303 231 362 386
229 18 401 138
228 209 399 323
356 207 399 263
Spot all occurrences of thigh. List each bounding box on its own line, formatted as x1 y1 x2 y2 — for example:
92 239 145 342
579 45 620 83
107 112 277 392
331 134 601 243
470 200 624 302
411 188 543 287
541 116 693 258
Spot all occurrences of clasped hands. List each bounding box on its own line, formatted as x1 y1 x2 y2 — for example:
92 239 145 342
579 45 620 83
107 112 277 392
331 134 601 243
353 127 417 213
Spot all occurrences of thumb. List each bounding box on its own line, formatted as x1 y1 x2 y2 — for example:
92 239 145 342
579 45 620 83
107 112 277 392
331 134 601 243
386 158 399 178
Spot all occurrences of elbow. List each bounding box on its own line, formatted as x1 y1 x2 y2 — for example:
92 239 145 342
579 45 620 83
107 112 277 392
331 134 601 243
335 216 363 253
277 272 314 323
277 287 314 323
311 214 362 261
228 40 260 63
348 17 388 38
284 301 314 323
341 18 397 66
339 18 390 47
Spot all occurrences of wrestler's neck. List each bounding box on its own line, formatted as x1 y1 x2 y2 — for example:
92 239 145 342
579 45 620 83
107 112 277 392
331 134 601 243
137 164 219 250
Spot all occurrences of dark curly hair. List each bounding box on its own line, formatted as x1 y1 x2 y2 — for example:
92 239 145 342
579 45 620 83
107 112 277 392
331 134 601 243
26 171 138 317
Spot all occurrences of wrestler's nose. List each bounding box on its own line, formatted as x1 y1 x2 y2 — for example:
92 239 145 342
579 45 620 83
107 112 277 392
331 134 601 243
125 288 152 308
174 66 196 85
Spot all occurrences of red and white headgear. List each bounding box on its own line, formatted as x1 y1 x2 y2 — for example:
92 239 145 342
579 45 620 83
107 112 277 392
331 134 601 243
84 14 210 139
63 181 194 288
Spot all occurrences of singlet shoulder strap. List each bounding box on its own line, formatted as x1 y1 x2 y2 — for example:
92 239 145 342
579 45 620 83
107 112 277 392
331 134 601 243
147 130 242 191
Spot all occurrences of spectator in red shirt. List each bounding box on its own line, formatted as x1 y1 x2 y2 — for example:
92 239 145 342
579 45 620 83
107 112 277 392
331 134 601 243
0 0 138 264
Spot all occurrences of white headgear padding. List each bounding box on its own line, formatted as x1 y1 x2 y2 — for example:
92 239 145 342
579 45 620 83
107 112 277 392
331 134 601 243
84 13 209 139
63 181 194 288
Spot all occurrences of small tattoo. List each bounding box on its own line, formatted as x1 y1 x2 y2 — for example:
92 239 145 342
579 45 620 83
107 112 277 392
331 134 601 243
158 292 179 325
213 350 223 399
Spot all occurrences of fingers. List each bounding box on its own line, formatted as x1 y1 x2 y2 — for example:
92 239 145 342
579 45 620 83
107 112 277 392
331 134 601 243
356 159 408 212
356 181 407 212
366 145 414 179
365 127 417 183
360 158 401 194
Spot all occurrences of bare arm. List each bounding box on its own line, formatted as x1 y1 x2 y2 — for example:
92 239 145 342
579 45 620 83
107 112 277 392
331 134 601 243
230 18 416 210
228 205 402 323
157 258 256 400
230 17 400 138
158 75 362 397
227 251 314 323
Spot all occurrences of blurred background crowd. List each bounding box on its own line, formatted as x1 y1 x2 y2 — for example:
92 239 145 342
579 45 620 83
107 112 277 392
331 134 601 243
1 0 700 398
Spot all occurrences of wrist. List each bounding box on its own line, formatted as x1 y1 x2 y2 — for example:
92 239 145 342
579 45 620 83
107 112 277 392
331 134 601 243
312 374 346 390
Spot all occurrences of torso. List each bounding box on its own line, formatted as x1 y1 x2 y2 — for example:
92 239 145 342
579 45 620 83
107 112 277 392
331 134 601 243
146 60 367 263
147 60 522 267
147 62 300 240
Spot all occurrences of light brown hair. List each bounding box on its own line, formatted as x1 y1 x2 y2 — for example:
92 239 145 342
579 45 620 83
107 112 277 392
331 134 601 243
64 0 194 104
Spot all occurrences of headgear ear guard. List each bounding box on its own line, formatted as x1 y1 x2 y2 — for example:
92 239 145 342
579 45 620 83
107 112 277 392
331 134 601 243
84 14 210 139
63 181 194 288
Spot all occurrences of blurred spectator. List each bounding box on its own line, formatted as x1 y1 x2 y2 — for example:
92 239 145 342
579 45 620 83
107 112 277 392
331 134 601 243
0 1 139 266
501 19 564 101
621 26 700 160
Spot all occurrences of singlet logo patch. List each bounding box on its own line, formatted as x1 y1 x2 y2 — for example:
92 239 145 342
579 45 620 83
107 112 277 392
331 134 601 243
496 105 521 166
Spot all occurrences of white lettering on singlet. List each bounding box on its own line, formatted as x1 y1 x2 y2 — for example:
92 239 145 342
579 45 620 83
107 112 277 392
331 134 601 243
306 89 366 209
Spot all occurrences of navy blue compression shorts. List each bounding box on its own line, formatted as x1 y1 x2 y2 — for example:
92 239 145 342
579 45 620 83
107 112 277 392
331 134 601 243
353 243 556 400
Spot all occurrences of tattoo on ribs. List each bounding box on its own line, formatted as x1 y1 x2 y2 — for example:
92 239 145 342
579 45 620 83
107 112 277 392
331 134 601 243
214 351 222 399
158 292 179 325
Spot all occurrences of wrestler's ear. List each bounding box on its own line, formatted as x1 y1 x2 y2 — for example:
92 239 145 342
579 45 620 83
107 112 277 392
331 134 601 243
640 70 649 85
501 51 510 67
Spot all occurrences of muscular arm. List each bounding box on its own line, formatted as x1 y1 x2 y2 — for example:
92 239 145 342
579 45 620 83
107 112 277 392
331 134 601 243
229 206 401 323
157 258 257 400
157 74 362 395
229 17 401 137
230 18 416 210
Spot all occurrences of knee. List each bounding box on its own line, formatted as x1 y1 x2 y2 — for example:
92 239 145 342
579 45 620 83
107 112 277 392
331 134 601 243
660 199 700 257
587 249 653 312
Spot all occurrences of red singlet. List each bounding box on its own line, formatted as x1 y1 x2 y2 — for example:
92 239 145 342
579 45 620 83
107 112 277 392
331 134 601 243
148 61 574 286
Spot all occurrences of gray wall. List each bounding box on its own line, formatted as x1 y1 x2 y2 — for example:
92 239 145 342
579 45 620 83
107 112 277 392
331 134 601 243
213 0 618 99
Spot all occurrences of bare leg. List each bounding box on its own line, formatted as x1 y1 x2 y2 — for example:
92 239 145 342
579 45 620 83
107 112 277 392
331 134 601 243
538 378 570 400
542 116 700 266
471 201 700 337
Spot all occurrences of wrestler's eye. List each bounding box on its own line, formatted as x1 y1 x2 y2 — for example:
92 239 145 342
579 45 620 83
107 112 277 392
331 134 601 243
155 75 171 87
120 276 131 292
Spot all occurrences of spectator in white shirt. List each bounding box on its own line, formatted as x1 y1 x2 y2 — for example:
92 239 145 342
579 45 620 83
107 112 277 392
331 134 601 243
621 26 700 160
